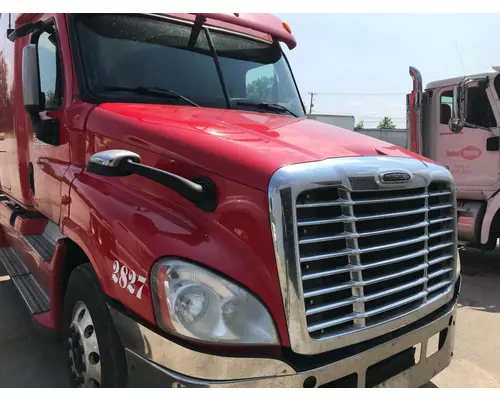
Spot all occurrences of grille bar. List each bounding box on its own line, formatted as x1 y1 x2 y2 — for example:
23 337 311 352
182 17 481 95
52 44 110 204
297 192 429 208
363 277 428 302
304 263 429 297
428 280 453 293
429 203 453 211
359 249 429 270
295 180 456 340
429 229 454 238
298 220 430 245
300 235 428 263
306 297 358 316
428 191 452 197
307 291 429 333
429 216 453 224
428 267 454 279
297 207 428 227
428 254 453 265
429 242 454 252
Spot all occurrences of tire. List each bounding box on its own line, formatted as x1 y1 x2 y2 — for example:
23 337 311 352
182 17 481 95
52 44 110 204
62 263 127 388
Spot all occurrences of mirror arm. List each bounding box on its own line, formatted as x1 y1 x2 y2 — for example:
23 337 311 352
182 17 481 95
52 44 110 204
462 122 495 137
122 160 217 212
8 21 45 42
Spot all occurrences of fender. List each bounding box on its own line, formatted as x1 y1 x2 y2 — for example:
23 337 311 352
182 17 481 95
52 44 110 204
481 191 500 244
63 166 290 345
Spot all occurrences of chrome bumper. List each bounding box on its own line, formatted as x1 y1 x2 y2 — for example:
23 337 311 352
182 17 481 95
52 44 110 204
109 294 458 388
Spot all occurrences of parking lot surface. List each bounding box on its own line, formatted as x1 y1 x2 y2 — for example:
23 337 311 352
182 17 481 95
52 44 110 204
0 247 499 388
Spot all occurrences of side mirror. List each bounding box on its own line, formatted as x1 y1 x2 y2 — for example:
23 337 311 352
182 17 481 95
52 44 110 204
22 45 41 118
22 44 60 145
448 118 463 134
87 150 217 211
448 81 469 134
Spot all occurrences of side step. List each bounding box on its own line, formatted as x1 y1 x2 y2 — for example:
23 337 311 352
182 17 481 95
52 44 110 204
11 275 50 314
25 235 55 261
24 220 62 261
0 247 49 314
0 247 30 276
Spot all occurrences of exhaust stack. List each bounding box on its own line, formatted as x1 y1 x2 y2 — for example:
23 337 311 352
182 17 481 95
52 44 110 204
406 66 424 154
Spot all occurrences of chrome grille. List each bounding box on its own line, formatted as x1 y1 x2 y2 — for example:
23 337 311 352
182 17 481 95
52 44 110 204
295 181 455 340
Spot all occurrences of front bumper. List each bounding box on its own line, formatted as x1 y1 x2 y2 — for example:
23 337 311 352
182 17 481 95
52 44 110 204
109 293 458 388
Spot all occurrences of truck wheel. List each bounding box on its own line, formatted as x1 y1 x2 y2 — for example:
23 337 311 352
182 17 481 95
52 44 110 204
63 263 127 388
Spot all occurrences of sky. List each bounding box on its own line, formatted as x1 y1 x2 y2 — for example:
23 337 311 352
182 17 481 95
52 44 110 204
277 13 500 128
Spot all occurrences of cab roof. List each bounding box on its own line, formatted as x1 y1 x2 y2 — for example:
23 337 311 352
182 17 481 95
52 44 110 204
426 68 500 90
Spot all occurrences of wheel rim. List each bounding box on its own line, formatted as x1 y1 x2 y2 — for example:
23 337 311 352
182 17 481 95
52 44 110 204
68 301 102 388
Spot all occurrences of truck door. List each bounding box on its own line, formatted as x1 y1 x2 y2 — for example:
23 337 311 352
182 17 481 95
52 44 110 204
27 15 70 223
435 85 500 189
0 14 15 194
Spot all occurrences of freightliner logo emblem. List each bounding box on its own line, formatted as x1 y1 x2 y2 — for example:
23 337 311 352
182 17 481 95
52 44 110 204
380 171 412 183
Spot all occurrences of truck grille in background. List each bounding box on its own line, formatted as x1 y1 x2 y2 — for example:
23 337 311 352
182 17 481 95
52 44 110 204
295 181 455 339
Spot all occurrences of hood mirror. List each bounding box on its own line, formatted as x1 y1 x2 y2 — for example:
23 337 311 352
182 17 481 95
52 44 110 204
87 150 142 176
87 150 217 212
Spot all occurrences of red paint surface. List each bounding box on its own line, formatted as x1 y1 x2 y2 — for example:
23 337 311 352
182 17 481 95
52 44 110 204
14 216 47 236
88 104 429 192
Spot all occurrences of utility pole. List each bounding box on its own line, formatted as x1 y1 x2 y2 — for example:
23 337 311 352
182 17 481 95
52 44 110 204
308 92 316 115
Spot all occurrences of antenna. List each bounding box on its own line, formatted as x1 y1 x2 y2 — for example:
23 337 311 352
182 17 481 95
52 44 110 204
455 39 465 76
7 13 14 37
308 92 316 114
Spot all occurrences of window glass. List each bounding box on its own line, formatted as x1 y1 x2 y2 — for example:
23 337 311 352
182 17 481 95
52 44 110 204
37 31 62 109
74 14 225 108
440 90 453 125
466 86 496 128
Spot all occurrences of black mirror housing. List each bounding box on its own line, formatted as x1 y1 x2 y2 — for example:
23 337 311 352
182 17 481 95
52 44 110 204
487 136 500 151
35 119 60 146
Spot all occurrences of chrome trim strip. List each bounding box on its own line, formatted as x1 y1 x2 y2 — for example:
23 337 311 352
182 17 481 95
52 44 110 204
108 307 295 380
268 156 458 355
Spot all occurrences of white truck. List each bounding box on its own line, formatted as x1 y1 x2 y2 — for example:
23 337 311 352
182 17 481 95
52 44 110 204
407 65 500 250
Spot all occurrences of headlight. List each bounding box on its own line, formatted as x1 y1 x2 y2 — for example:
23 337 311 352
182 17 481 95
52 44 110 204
151 258 279 345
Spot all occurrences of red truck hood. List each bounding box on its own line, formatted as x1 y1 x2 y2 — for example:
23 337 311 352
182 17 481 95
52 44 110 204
87 104 429 191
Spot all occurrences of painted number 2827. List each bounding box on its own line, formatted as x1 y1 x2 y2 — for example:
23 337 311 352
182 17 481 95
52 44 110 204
112 261 147 299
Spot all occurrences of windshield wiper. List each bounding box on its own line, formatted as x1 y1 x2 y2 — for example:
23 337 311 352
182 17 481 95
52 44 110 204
235 101 297 117
103 86 200 107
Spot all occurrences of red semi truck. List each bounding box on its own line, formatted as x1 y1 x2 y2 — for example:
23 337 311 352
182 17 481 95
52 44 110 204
0 13 460 388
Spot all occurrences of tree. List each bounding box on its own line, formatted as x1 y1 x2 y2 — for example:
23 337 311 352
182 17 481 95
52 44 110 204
246 77 274 102
45 90 58 108
0 50 14 133
355 120 364 130
377 117 396 129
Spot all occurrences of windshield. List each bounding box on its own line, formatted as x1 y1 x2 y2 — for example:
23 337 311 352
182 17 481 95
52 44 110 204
73 14 305 117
